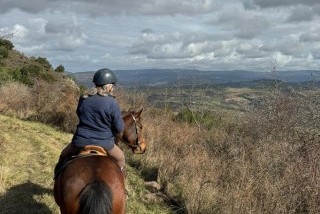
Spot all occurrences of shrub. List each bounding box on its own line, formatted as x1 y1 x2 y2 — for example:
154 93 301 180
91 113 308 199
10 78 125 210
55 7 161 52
55 65 65 73
0 78 79 132
29 79 79 132
0 81 33 118
0 67 13 84
0 38 14 50
0 46 9 58
175 108 221 130
34 57 52 71
18 64 42 86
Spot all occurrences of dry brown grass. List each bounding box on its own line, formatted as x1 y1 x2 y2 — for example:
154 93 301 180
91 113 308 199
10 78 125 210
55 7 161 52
127 87 320 214
0 79 79 132
0 82 33 118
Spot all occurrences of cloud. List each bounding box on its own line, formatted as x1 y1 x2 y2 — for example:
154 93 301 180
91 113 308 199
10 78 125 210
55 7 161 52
300 31 320 42
260 36 311 60
286 5 315 22
141 28 154 34
251 0 320 8
0 0 221 16
0 0 48 13
12 24 29 39
312 4 320 15
235 42 268 58
43 18 87 51
128 30 235 61
312 51 320 59
216 3 270 39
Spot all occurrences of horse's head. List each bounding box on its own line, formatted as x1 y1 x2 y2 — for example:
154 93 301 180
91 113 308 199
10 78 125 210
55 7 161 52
117 108 146 154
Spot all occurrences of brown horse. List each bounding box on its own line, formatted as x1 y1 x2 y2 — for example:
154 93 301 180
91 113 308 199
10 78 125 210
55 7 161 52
54 108 146 214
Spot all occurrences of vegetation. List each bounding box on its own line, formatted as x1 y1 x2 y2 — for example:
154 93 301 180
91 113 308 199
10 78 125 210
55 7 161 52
55 65 65 73
1 38 320 213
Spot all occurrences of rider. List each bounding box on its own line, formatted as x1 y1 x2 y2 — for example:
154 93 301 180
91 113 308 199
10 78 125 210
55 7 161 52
54 68 125 176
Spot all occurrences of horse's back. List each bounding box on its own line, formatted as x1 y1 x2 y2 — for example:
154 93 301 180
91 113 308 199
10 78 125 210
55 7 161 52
54 155 125 214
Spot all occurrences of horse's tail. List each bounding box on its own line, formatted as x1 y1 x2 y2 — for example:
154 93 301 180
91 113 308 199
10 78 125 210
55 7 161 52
79 180 113 214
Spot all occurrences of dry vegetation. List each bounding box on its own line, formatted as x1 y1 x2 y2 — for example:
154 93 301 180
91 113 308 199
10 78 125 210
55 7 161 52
1 71 320 213
0 79 79 132
117 85 320 214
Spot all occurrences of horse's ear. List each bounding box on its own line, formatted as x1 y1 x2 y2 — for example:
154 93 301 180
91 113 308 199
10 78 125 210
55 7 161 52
134 107 144 118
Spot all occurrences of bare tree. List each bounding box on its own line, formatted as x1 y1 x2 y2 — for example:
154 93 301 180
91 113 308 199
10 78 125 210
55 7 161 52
0 31 14 39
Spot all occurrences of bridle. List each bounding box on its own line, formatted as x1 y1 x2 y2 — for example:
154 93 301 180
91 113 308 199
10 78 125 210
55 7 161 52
129 113 144 153
118 113 144 154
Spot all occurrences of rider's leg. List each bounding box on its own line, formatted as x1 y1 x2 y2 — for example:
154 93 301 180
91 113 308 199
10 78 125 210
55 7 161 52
107 144 128 199
54 143 82 175
108 144 125 171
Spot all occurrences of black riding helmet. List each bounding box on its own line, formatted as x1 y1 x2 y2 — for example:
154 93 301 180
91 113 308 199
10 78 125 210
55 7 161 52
93 68 118 86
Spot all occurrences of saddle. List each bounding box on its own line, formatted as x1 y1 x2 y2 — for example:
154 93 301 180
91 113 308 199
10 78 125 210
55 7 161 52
78 145 108 156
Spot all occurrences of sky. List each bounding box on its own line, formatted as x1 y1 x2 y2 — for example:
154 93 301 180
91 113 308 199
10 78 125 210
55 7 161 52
0 0 320 73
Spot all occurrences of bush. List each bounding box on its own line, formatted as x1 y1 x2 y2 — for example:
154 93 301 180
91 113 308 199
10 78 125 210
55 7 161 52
34 57 52 71
0 38 14 50
17 64 42 86
0 67 13 84
0 46 9 58
175 108 221 130
55 64 65 73
29 79 79 132
0 78 79 132
0 81 33 118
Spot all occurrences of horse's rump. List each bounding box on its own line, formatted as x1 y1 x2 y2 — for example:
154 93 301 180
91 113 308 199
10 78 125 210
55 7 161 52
54 155 125 214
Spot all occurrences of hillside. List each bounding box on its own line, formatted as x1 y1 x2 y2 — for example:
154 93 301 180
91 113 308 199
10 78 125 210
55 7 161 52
0 115 172 214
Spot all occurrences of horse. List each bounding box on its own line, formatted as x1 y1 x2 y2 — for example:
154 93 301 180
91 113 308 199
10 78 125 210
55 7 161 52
54 108 146 214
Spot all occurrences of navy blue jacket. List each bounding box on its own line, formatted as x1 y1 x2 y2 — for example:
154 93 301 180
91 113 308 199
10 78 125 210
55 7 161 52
71 94 124 150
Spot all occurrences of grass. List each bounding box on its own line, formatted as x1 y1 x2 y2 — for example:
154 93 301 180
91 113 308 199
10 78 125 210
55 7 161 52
0 114 173 214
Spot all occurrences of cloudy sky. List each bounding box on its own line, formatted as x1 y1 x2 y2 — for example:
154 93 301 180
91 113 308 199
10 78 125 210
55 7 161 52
1 0 320 73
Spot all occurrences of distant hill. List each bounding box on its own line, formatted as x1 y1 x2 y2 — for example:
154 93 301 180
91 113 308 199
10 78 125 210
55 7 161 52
70 69 320 88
